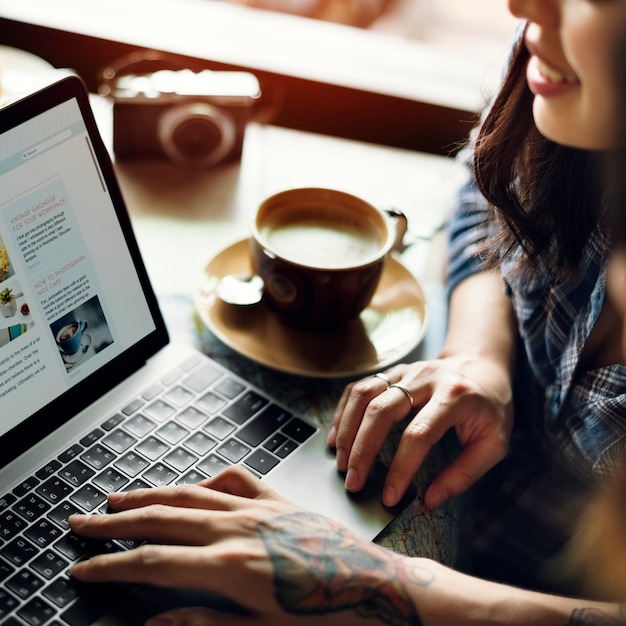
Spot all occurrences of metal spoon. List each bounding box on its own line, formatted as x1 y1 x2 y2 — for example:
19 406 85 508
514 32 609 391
216 273 264 306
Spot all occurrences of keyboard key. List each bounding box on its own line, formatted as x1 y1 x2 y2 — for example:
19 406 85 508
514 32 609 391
15 493 50 522
0 492 18 511
7 568 45 599
282 417 316 443
43 577 80 608
121 398 145 416
80 444 115 471
263 433 287 453
0 510 27 541
163 385 195 407
101 429 137 454
216 439 250 464
197 454 230 477
24 518 64 547
58 444 84 464
204 416 235 440
176 469 207 485
164 448 198 473
196 391 226 414
100 413 125 431
59 460 95 488
114 451 150 478
183 432 217 456
144 399 176 423
37 477 73 504
244 449 280 475
135 436 170 461
48 501 82 531
93 468 129 492
79 428 104 447
61 595 107 626
0 560 15 582
17 596 56 626
237 404 292 447
214 376 246 400
143 463 178 487
157 422 189 445
3 535 38 566
35 460 62 480
70 484 107 512
12 476 40 498
0 588 19 620
183 363 222 392
177 406 208 429
275 439 298 458
223 391 268 425
124 414 156 438
31 549 69 580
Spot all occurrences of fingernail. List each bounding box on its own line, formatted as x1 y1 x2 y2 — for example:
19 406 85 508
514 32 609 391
326 425 337 446
69 514 88 528
383 486 397 507
428 490 449 510
108 492 126 505
345 467 359 491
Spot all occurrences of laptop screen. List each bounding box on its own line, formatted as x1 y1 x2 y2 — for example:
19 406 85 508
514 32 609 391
0 77 167 454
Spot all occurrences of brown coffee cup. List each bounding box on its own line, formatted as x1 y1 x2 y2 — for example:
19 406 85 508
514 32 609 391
249 188 401 329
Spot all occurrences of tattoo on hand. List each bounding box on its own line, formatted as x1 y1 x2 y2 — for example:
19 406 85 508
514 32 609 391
258 512 430 626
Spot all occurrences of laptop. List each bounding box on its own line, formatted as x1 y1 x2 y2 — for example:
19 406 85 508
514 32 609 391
0 75 415 625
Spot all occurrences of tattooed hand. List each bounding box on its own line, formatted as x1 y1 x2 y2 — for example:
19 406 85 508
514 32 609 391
70 466 425 626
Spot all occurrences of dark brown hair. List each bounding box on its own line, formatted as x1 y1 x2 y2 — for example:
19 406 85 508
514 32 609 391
472 32 605 277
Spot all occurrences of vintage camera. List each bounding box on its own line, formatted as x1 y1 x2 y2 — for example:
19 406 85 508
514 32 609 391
110 69 261 168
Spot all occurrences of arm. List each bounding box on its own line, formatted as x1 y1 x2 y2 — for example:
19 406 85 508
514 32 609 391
69 469 623 626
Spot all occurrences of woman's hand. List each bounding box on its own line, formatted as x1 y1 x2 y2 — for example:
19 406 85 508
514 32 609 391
328 272 517 510
70 466 423 626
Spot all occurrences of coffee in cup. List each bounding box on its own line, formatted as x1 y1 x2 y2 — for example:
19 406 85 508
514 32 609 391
56 320 88 355
250 188 399 329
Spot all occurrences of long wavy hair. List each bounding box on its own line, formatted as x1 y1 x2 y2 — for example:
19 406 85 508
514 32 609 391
472 30 606 278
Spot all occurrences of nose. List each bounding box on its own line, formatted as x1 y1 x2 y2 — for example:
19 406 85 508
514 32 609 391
507 0 560 28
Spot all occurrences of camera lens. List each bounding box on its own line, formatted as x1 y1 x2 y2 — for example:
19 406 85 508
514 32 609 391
157 102 237 168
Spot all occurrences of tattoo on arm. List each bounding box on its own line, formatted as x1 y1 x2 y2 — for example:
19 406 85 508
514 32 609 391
257 512 430 626
567 608 624 625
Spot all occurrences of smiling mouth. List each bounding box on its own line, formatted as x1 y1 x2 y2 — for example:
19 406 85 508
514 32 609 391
536 58 577 84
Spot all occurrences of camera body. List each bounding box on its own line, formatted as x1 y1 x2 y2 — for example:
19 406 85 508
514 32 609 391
111 69 261 168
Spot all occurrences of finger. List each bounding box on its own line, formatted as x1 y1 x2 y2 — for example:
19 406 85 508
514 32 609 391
327 375 387 450
70 504 231 545
331 374 396 470
199 466 279 501
424 433 508 509
381 396 454 507
342 388 411 493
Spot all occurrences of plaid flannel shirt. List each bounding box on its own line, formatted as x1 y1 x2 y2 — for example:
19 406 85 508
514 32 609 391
445 150 626 594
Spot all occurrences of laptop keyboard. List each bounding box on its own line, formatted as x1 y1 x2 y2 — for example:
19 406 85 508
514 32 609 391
0 354 317 626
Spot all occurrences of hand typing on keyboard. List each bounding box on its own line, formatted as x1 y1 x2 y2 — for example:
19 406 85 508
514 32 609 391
69 466 427 626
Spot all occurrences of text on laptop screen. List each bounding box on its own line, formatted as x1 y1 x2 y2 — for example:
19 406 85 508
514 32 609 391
0 96 156 438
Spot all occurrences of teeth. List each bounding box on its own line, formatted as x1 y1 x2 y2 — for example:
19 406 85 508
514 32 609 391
537 58 576 84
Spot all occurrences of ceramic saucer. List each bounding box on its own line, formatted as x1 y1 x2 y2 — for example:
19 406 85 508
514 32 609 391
195 239 428 378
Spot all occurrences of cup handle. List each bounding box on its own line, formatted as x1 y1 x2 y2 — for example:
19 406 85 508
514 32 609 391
385 208 409 252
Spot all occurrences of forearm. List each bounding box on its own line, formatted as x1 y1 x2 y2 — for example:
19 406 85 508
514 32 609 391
405 558 622 626
441 271 517 370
